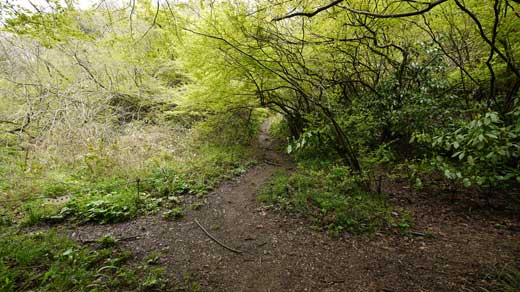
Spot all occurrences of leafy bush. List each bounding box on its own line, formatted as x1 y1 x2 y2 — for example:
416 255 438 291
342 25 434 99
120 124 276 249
258 166 410 235
413 109 520 187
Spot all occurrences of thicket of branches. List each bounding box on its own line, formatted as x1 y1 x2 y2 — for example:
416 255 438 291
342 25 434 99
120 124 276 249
1 0 519 190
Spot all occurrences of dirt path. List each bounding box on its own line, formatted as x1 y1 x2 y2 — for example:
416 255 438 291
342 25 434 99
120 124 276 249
68 123 520 292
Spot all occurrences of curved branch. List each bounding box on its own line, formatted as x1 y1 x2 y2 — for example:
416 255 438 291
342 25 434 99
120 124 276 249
195 219 242 254
454 0 520 79
339 0 448 18
272 0 448 21
72 53 107 89
272 0 344 21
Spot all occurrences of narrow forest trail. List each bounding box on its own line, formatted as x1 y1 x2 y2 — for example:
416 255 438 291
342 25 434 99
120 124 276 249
67 122 520 292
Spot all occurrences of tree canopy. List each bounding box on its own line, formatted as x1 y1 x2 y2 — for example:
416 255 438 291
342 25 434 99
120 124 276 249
1 0 519 187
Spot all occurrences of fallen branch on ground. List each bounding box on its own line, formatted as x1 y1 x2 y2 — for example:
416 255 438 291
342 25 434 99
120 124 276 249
194 218 243 254
79 235 140 244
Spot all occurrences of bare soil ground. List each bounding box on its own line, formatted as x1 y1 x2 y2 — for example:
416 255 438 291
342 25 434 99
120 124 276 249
65 124 520 292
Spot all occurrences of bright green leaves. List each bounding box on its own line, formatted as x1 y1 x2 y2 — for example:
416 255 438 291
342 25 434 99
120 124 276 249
3 2 89 47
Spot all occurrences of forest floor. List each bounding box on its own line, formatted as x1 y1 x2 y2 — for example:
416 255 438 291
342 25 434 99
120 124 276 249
61 122 520 292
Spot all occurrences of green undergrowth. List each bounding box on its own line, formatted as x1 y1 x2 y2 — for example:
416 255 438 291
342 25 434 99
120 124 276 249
481 264 520 292
141 143 255 197
258 165 411 235
0 143 255 227
0 228 168 292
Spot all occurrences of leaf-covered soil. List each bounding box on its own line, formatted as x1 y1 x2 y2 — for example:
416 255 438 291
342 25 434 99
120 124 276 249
58 126 519 292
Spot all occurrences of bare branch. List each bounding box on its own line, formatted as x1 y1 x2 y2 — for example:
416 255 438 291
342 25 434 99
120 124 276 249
272 0 344 21
272 0 448 21
72 53 107 89
454 0 520 79
134 0 160 44
339 0 448 18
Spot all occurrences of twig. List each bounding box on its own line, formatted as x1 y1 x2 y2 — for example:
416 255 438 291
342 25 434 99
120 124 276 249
263 159 281 166
79 235 140 244
272 0 344 21
410 231 425 236
194 219 243 254
134 0 160 44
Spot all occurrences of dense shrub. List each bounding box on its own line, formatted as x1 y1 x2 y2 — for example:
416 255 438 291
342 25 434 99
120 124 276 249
413 108 520 187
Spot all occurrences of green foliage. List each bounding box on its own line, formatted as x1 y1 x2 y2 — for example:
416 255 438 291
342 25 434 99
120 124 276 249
481 265 520 292
1 0 518 219
0 2 518 290
143 142 255 196
192 109 262 146
172 0 520 196
145 168 192 197
21 202 65 226
286 129 343 169
145 251 162 265
98 235 117 248
162 207 184 220
173 143 255 191
367 47 455 138
0 109 255 225
267 114 290 141
0 228 168 292
413 108 520 187
259 166 410 235
53 190 138 224
3 1 89 47
177 272 203 292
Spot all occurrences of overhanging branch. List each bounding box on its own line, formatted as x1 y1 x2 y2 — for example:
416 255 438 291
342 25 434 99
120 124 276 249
272 0 344 21
272 0 448 21
339 0 448 18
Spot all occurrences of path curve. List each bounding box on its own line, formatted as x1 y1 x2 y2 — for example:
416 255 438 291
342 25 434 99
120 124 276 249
68 121 520 292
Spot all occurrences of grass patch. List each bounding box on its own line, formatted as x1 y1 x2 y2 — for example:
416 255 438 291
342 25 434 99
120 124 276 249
258 165 411 235
481 265 520 292
142 143 255 198
1 141 255 227
0 228 168 291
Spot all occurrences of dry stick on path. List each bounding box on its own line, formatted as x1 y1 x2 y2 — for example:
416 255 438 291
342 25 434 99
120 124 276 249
79 235 140 244
194 219 243 254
